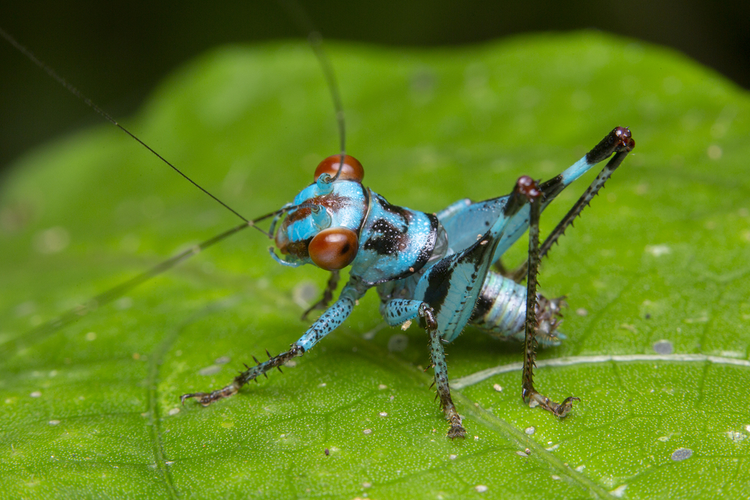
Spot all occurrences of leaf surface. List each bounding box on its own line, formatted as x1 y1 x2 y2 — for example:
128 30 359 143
1 33 749 499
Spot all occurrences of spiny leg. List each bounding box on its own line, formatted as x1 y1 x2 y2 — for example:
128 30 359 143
182 284 359 406
422 305 466 439
301 270 340 320
518 129 634 413
537 127 635 261
504 127 636 282
383 299 466 438
181 345 303 406
520 178 579 417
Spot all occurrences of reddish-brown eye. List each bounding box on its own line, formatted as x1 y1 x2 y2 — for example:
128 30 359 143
314 154 364 182
308 228 359 270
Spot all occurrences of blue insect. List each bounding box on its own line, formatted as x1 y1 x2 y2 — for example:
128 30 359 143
2 25 635 439
182 128 635 438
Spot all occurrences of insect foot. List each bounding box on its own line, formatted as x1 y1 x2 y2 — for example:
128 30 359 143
180 384 239 406
181 345 304 406
525 392 580 418
447 421 467 440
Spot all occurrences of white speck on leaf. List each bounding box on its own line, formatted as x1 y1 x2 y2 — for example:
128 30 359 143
727 431 746 442
645 244 671 257
33 226 70 254
671 448 692 461
198 365 221 376
653 340 673 354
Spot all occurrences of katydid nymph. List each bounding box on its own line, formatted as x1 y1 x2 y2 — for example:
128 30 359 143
1 22 634 439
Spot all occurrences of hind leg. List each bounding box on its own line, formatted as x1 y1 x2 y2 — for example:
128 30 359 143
520 180 579 416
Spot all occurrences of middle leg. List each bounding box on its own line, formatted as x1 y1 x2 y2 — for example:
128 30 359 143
383 299 466 439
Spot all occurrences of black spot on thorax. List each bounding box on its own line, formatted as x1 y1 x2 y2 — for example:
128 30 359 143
363 218 407 256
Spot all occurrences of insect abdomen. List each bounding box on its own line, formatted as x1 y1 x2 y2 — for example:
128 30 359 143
471 271 526 338
470 271 565 346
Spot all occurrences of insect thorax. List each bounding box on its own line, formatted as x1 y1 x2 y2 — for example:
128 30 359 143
351 191 442 286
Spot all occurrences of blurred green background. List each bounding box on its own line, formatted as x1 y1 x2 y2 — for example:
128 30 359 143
0 0 748 178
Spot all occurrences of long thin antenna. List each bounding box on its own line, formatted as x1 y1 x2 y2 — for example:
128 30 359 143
0 27 249 223
307 30 347 163
0 221 248 355
277 0 347 178
0 202 301 353
2 4 348 347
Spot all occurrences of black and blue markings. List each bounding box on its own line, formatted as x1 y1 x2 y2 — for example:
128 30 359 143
182 128 634 438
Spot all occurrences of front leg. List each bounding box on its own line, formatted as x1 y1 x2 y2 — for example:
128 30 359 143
384 299 466 439
180 344 304 406
181 284 359 406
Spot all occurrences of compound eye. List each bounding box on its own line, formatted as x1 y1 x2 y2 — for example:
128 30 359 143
314 154 364 182
308 228 359 270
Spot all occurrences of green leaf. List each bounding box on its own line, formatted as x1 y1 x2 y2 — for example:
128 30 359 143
2 32 749 499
